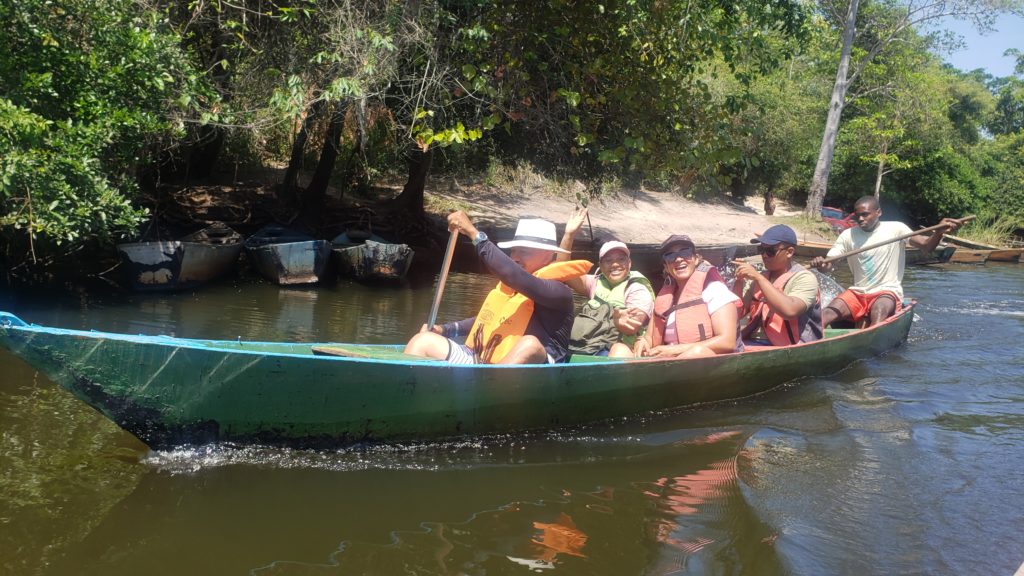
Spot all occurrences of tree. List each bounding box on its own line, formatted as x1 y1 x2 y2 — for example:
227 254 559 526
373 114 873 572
0 0 206 274
804 0 1024 217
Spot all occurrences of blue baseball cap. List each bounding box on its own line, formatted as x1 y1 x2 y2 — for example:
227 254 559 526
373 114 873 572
751 224 797 246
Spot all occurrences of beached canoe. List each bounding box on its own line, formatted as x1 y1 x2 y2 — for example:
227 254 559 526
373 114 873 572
116 223 243 291
906 245 956 265
948 248 990 264
0 305 915 449
331 232 415 282
986 248 1023 263
244 225 331 285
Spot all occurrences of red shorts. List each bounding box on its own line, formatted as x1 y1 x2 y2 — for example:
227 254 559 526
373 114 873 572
831 290 901 322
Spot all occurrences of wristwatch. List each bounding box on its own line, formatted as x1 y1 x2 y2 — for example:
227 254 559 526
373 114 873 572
473 230 489 246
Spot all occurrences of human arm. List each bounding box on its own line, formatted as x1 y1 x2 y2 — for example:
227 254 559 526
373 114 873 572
438 317 476 341
612 307 648 335
556 207 588 262
732 260 808 319
478 242 573 308
811 235 848 271
908 218 963 252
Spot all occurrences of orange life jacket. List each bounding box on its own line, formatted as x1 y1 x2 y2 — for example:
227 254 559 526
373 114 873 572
469 259 592 363
742 264 823 346
651 261 722 346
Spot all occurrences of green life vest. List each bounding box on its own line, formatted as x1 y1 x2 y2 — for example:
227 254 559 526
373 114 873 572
568 271 654 355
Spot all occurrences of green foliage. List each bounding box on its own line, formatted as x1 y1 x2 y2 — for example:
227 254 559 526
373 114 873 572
891 146 989 223
0 0 204 264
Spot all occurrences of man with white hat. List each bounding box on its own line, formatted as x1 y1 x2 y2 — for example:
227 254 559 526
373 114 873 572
404 211 591 364
558 208 654 358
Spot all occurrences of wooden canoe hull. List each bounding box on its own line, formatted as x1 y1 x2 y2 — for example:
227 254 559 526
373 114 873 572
905 245 956 265
116 225 243 291
948 248 990 264
0 306 915 449
986 248 1023 263
333 240 415 282
245 240 332 285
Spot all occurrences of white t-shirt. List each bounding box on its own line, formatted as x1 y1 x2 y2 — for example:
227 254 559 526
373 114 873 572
664 280 740 344
581 274 655 317
827 221 912 299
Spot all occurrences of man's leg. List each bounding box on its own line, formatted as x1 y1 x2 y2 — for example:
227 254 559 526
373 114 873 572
821 297 853 328
404 331 452 360
866 295 897 327
608 342 633 358
497 335 548 364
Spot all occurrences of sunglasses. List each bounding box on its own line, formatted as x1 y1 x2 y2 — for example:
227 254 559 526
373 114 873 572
758 244 786 257
662 248 695 262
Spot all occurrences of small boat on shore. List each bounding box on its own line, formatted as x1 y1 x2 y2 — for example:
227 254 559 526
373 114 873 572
0 304 915 449
331 232 415 282
948 248 990 264
244 225 331 285
986 248 1023 263
116 223 243 291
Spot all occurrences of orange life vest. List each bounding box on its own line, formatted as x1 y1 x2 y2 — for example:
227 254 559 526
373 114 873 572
651 261 722 347
468 259 592 363
742 264 823 346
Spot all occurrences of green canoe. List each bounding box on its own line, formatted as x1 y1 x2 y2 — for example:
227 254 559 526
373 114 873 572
0 306 915 449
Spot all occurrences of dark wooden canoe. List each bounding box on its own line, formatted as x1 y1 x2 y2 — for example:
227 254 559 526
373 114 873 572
905 245 956 265
115 223 243 291
244 224 331 285
0 304 915 449
331 232 415 282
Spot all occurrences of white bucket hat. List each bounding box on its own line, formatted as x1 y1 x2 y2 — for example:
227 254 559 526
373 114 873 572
497 218 569 253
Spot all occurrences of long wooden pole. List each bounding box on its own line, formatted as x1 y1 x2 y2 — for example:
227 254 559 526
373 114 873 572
820 215 975 265
427 228 459 329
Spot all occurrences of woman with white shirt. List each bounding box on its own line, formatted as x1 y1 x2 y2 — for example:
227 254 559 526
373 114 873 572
634 234 741 358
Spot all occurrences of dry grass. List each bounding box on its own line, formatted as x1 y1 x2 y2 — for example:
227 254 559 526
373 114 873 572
955 214 1020 248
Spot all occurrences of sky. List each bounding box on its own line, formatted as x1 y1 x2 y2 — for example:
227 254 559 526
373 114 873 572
935 13 1023 78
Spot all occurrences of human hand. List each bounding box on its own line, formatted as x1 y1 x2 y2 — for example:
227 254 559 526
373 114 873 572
419 323 445 335
810 256 831 271
447 211 478 240
941 218 962 233
613 307 644 335
731 260 762 282
633 338 650 358
565 207 588 236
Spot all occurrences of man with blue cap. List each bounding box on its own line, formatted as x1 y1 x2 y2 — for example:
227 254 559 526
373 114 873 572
731 224 823 346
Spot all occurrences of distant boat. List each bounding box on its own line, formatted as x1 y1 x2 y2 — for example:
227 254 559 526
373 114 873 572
331 231 415 282
244 224 331 285
116 223 242 291
947 248 990 264
905 245 956 265
985 248 1023 263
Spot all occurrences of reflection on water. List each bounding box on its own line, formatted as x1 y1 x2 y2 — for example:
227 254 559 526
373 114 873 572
1 264 1023 575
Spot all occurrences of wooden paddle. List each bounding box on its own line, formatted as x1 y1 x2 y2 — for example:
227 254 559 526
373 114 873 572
427 228 459 330
819 215 975 265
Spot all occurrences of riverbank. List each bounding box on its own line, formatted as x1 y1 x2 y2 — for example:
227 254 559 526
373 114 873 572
425 179 831 247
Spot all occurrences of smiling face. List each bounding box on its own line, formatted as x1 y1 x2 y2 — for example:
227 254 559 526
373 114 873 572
662 244 699 284
510 246 556 273
598 250 631 285
853 199 882 232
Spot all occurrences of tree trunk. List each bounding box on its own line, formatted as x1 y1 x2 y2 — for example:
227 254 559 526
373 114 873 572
300 101 347 227
392 144 433 219
282 99 325 202
805 0 860 218
873 141 888 199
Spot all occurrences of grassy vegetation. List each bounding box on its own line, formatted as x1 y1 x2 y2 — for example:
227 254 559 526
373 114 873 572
954 214 1021 248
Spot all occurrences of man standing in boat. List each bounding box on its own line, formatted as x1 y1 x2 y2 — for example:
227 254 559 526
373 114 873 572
404 211 591 364
811 196 960 327
732 224 823 346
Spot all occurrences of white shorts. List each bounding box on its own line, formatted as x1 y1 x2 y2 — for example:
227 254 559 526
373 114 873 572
444 338 556 365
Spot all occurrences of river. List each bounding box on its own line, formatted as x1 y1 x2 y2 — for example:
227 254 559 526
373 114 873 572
1 263 1022 575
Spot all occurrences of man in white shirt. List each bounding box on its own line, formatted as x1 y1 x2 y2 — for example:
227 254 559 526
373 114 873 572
811 196 960 327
